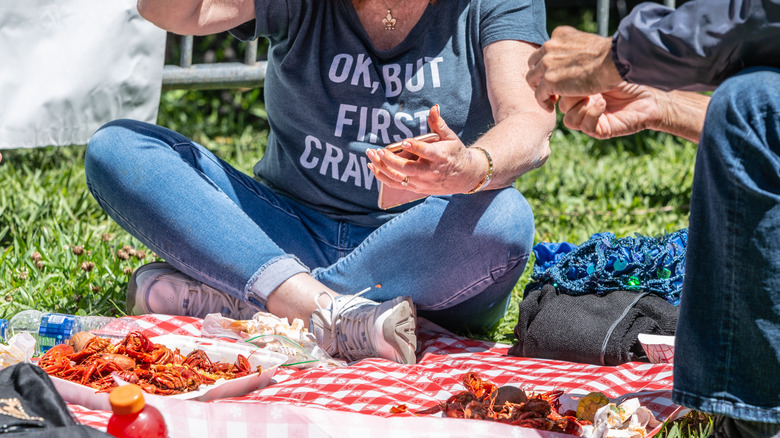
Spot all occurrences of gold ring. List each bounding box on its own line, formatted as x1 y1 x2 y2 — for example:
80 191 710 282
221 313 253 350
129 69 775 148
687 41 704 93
401 176 409 186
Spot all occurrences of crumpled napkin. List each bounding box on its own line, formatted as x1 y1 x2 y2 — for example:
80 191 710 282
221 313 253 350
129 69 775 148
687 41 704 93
0 332 36 369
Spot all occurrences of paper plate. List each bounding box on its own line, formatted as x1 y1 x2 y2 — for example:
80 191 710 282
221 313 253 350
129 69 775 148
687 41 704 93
638 334 675 364
48 334 287 411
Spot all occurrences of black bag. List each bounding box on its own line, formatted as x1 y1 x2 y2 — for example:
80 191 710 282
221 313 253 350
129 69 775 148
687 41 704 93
0 362 111 437
508 282 678 366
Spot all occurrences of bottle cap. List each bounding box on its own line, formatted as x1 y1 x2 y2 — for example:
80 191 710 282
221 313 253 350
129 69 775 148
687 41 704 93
109 384 146 416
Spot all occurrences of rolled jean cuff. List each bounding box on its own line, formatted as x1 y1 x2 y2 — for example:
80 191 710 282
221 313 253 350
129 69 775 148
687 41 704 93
245 255 310 304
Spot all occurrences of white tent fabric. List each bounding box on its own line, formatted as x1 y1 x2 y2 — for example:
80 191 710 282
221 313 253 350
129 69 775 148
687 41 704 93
0 0 166 149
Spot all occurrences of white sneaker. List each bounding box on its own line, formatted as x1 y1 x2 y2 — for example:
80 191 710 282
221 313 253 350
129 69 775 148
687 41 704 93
310 291 417 365
127 262 260 319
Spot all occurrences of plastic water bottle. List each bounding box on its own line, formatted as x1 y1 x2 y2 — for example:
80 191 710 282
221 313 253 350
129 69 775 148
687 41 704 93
8 310 142 353
107 384 168 438
0 318 8 341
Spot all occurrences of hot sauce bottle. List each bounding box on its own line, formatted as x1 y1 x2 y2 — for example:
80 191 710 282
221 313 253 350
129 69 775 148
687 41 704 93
107 384 168 438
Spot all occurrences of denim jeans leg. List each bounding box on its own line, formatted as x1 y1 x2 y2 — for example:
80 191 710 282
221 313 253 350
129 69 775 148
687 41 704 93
312 187 535 333
84 120 309 303
673 67 780 424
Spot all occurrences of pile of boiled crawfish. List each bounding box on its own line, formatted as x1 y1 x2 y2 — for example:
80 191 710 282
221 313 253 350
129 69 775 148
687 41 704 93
38 331 258 395
410 372 587 435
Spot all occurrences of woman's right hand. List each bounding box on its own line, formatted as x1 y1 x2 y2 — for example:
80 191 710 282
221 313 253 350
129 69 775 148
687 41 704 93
366 105 485 196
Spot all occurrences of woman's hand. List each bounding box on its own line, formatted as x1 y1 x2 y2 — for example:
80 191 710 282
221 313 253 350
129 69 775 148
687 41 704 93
366 105 486 195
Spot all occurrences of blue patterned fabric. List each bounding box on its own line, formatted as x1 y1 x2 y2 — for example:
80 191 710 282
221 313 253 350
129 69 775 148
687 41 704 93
531 229 687 305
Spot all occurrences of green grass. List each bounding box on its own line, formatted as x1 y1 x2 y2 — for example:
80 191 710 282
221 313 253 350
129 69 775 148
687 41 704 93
659 411 714 438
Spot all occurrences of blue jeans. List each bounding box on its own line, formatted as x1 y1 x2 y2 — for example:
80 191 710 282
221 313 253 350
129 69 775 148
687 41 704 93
84 120 535 333
674 67 780 424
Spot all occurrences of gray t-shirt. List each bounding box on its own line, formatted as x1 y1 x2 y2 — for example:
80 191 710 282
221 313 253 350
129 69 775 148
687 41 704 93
232 0 547 227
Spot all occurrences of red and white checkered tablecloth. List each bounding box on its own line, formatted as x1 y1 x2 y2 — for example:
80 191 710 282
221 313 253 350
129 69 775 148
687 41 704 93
67 315 683 438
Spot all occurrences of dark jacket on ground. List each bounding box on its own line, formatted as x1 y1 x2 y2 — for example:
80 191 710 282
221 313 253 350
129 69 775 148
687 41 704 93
509 282 679 366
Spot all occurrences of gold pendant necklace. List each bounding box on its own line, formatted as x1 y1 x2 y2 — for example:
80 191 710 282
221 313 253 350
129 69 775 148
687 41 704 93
381 0 404 30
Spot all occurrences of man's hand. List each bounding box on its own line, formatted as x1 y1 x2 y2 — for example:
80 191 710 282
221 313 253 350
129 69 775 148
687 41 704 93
557 82 662 139
557 82 709 143
526 26 623 111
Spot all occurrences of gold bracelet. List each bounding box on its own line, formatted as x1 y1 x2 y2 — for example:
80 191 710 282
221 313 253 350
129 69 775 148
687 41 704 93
466 147 493 194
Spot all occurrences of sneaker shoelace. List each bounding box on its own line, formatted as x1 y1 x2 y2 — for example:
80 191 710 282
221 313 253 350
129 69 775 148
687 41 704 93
187 283 248 318
315 289 377 361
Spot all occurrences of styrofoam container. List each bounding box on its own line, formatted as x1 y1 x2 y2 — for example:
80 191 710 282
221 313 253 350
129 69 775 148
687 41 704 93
48 334 287 411
638 334 675 364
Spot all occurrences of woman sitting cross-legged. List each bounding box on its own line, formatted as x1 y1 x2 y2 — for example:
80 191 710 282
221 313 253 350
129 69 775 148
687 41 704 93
85 0 554 364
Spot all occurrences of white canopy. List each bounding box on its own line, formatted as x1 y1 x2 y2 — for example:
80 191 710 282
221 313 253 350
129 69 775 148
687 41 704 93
0 0 166 148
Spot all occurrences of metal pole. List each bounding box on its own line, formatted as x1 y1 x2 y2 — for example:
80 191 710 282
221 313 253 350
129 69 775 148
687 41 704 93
597 0 609 37
162 62 267 90
664 0 676 7
244 39 258 66
180 35 193 68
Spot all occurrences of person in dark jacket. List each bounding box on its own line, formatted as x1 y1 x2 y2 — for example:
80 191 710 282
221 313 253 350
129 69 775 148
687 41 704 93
526 1 780 437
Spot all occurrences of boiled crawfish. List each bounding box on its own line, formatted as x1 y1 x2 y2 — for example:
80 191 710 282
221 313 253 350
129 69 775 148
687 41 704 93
38 331 258 395
415 372 585 435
